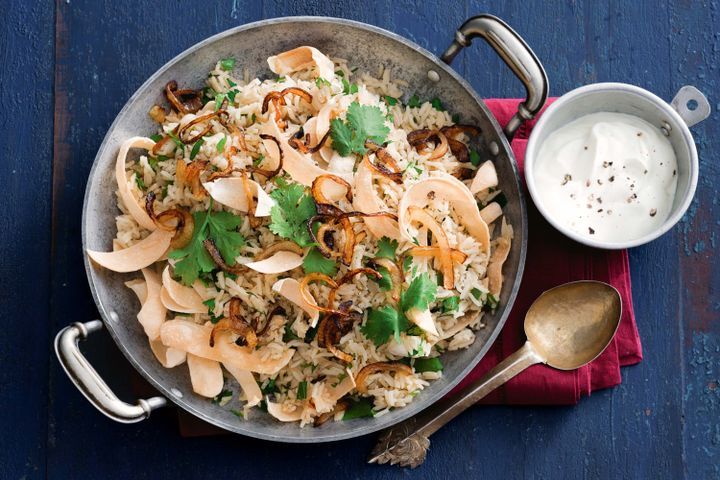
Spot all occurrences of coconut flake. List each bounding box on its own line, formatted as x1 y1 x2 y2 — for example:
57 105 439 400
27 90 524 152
149 338 187 368
267 46 335 80
160 319 294 375
479 202 503 225
488 236 511 296
87 228 173 273
406 307 439 337
115 137 157 230
245 251 304 274
265 398 305 422
398 174 490 254
271 278 320 327
162 266 206 313
353 160 401 240
223 363 262 407
470 160 498 194
187 353 224 398
202 177 275 217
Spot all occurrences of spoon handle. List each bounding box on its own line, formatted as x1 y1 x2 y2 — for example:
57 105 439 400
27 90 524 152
413 341 543 437
369 342 543 466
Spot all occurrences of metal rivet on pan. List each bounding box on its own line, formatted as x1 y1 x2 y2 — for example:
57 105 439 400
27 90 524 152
109 311 119 322
427 70 440 82
171 388 183 398
661 127 670 136
489 141 500 156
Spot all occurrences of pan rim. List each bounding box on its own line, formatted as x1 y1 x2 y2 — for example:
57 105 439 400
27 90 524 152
81 15 527 443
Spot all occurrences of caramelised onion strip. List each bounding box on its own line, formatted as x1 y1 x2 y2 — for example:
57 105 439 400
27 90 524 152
371 257 401 303
178 111 220 144
316 223 341 260
261 87 313 114
253 241 304 261
176 159 207 199
248 134 284 179
407 206 455 289
335 211 398 222
440 124 481 139
150 135 175 157
299 273 342 315
313 399 350 427
408 246 468 265
209 298 257 349
307 213 339 259
355 362 413 394
407 128 449 160
312 174 353 205
289 130 330 154
317 302 356 362
144 192 194 249
164 80 202 114
252 305 286 338
240 171 261 228
362 153 402 184
202 238 245 274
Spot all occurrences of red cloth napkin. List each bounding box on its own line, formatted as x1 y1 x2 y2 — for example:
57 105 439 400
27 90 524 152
449 99 643 405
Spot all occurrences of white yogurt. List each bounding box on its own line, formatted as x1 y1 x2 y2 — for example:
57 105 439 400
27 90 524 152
534 112 677 243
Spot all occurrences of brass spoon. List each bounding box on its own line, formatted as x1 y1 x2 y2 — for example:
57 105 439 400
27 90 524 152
369 280 622 468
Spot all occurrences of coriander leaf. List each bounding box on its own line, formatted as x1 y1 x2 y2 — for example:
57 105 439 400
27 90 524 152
167 211 215 285
329 118 356 157
483 293 500 312
207 210 245 264
413 357 443 373
134 174 146 191
297 381 308 400
315 77 331 88
150 133 163 142
227 79 237 87
283 323 301 342
375 237 398 259
217 135 227 153
341 78 358 95
190 138 205 160
383 95 398 106
400 272 437 313
168 132 184 150
168 206 244 285
342 397 375 420
442 296 460 313
430 97 444 111
470 288 482 300
402 255 413 272
361 306 408 346
469 150 481 167
276 76 286 83
230 409 244 418
374 266 392 291
452 113 461 123
407 94 421 108
330 102 390 157
334 70 345 77
269 182 317 247
220 57 236 71
303 246 338 276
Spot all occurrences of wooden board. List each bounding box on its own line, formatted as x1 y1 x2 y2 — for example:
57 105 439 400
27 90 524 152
1 0 718 478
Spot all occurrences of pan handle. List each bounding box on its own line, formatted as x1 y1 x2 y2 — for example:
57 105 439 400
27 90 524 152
54 320 167 423
441 14 549 140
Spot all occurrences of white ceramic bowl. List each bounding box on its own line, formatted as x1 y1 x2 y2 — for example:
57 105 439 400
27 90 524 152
524 82 710 249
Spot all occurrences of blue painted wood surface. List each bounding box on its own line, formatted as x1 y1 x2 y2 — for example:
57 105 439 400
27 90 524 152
1 0 718 478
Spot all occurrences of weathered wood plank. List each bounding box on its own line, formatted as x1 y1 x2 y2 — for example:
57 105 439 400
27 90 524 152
0 2 55 479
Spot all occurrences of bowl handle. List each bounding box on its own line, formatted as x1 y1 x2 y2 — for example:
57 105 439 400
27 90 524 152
54 320 168 423
441 14 549 140
671 85 711 128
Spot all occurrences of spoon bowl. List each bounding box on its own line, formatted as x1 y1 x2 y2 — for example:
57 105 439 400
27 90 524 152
525 281 622 370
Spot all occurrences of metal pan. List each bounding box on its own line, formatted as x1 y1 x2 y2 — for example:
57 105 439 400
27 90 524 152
55 15 547 442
